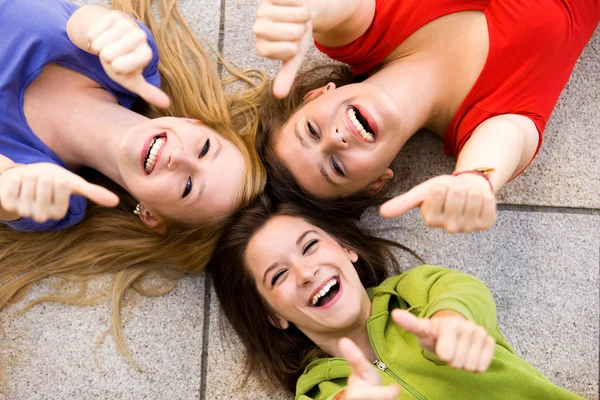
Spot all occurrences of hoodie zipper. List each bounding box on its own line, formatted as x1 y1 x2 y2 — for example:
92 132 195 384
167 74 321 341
372 358 426 400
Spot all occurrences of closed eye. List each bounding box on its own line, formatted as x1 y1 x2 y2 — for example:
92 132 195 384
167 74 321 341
199 139 210 158
331 158 345 177
306 121 319 139
302 239 318 255
182 177 192 198
271 269 287 286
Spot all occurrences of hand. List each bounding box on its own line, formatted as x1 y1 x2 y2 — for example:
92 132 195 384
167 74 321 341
337 337 401 400
379 173 496 233
392 309 495 373
0 163 119 223
87 10 170 108
253 0 312 98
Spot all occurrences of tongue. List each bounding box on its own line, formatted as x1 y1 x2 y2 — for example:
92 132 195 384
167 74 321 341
317 285 339 307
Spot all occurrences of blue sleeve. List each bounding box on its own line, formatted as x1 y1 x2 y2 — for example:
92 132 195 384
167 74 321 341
133 18 161 88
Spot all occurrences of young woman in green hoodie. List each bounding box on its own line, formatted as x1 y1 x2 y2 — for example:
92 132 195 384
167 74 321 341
209 195 583 400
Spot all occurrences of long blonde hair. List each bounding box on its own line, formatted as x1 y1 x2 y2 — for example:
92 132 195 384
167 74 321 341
0 0 266 373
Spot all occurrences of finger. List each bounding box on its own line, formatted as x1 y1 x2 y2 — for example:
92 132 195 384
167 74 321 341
477 336 496 372
476 193 497 230
255 5 310 23
346 384 401 400
89 18 133 54
32 176 53 223
68 177 120 208
256 38 299 60
0 175 22 212
110 44 153 74
272 20 311 98
391 309 434 339
435 318 459 362
338 338 380 384
253 21 308 41
125 75 171 109
17 175 36 217
49 179 70 220
463 326 489 372
99 29 146 63
448 321 477 369
442 187 466 233
380 179 440 219
420 185 446 227
463 190 484 232
87 12 120 45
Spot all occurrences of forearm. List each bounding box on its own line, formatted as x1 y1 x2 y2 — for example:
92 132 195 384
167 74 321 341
0 155 20 221
309 0 374 46
455 114 539 193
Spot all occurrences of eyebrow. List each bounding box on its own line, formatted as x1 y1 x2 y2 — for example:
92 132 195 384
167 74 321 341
261 229 318 285
294 121 309 149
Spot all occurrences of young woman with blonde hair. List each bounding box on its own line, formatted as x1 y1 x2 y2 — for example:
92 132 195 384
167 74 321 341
0 0 266 364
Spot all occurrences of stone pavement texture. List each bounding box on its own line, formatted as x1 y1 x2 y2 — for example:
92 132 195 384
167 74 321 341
1 0 598 399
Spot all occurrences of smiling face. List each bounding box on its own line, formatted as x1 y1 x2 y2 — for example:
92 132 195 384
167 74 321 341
244 215 371 337
118 117 245 226
274 82 406 198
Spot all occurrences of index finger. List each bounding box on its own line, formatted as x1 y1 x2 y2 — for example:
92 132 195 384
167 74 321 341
338 338 379 383
68 176 120 208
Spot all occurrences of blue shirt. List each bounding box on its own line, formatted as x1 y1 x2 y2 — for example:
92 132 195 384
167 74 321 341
0 0 161 232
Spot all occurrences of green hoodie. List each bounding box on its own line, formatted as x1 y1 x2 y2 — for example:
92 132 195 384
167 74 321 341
296 265 583 400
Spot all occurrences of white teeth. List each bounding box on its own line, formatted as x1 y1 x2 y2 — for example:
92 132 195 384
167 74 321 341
144 137 166 173
311 278 338 306
347 108 375 143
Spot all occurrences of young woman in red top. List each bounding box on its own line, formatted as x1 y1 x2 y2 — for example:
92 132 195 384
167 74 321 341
252 0 599 233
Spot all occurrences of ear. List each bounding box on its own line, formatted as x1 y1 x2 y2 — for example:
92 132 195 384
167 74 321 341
344 247 359 263
303 82 336 101
268 313 289 330
367 168 394 195
138 205 167 234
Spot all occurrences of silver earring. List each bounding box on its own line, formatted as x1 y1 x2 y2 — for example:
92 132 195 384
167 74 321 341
133 204 141 216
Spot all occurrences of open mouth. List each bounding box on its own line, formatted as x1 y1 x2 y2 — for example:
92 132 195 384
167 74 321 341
347 106 376 143
142 133 167 175
310 276 341 308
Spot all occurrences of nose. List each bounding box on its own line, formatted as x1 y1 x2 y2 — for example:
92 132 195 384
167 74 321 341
295 262 319 287
167 146 195 171
321 128 348 153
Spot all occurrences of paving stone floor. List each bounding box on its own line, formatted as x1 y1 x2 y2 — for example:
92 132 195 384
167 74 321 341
1 0 598 399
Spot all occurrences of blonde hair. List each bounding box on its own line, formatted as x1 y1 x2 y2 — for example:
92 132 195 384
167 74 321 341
0 0 266 377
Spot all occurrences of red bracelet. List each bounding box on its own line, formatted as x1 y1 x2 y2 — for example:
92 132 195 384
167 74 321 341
452 168 495 192
333 389 346 400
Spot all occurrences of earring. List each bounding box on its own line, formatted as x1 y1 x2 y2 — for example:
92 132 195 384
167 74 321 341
133 204 141 216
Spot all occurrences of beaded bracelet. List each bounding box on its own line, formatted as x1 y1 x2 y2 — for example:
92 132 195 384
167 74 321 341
452 168 495 192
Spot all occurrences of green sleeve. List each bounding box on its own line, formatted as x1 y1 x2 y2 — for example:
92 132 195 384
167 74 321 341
296 379 346 400
395 265 497 332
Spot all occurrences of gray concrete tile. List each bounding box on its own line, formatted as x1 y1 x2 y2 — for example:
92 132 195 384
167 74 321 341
359 208 600 399
222 1 599 208
204 284 293 399
1 273 206 399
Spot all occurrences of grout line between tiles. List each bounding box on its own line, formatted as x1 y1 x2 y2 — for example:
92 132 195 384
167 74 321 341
497 203 600 215
200 1 227 399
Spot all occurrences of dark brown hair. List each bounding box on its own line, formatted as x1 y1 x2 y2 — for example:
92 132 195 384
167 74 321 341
208 194 420 393
257 65 387 219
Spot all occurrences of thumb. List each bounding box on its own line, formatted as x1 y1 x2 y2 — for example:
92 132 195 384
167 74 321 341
379 179 437 218
69 176 120 207
273 20 312 99
391 309 434 339
130 74 171 109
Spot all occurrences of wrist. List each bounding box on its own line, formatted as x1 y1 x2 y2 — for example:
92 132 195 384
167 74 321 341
452 168 495 192
431 310 465 320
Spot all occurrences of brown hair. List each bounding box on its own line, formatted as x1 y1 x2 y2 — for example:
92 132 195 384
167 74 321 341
209 194 421 393
257 65 386 219
0 0 266 374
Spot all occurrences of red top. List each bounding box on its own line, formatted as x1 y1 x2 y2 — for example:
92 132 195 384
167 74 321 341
315 0 599 157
